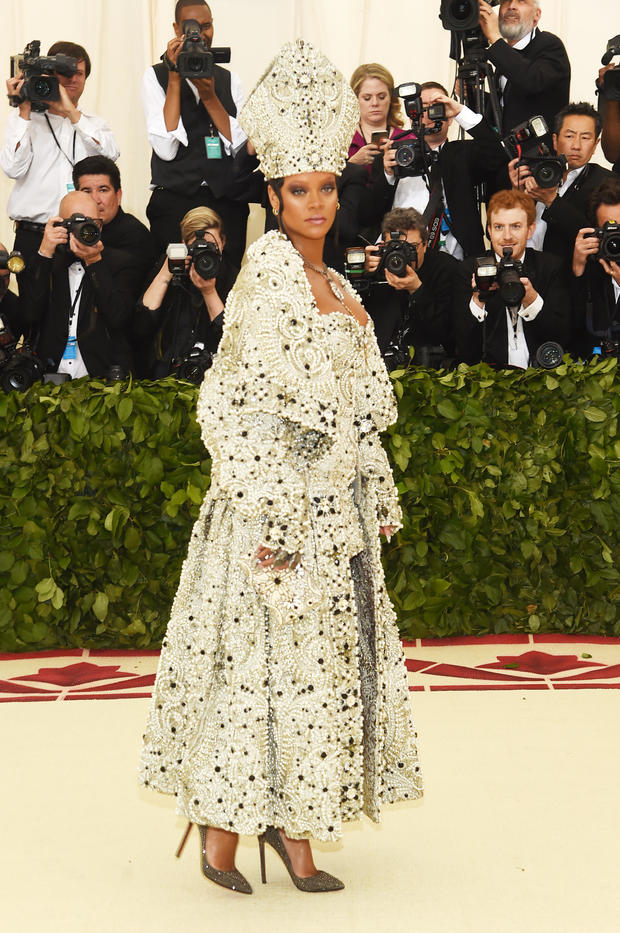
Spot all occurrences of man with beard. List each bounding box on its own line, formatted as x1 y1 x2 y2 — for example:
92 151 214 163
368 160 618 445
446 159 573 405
478 0 570 135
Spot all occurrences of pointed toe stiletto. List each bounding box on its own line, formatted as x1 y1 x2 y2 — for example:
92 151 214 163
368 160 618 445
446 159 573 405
176 822 252 894
258 825 344 892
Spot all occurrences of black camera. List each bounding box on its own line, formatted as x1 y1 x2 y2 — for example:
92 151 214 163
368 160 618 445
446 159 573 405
0 250 25 274
391 82 442 179
0 319 43 393
53 213 101 247
474 248 525 307
587 221 620 263
172 345 214 384
601 35 620 101
378 232 418 278
533 341 564 369
439 0 499 33
504 116 567 188
175 19 231 79
9 40 78 113
167 236 222 283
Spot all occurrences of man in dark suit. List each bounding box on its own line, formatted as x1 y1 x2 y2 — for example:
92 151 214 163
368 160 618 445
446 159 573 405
479 0 570 135
18 190 136 377
362 207 460 367
508 102 616 267
73 156 157 294
571 178 620 358
455 188 571 367
379 86 508 259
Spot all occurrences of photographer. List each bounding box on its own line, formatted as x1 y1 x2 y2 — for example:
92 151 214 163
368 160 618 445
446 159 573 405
598 63 620 174
142 0 248 266
361 208 458 367
479 0 570 134
571 178 620 358
73 156 157 295
380 85 508 258
508 103 615 266
18 190 135 378
455 188 570 367
133 206 237 379
1 42 119 262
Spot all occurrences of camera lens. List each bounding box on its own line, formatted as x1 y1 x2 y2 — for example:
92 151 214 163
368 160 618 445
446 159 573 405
606 236 620 260
395 144 415 167
78 222 101 246
33 77 53 98
450 0 474 22
386 253 407 276
186 56 204 73
535 341 564 369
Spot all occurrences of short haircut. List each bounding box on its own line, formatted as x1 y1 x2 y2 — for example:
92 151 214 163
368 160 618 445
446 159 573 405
175 0 209 23
381 207 428 244
487 189 537 226
73 156 121 191
588 178 620 223
180 206 224 242
47 41 91 78
554 101 602 138
350 63 404 129
421 81 450 98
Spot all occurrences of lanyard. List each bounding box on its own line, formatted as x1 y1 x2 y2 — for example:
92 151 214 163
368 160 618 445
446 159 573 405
44 114 77 168
67 271 85 333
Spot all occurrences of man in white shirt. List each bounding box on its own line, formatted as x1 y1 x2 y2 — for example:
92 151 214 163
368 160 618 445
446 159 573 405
380 84 509 259
1 41 119 262
142 0 248 265
508 102 615 266
18 190 136 378
455 188 570 367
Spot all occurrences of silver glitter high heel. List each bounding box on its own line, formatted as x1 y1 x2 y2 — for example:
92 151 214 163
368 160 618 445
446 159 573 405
176 822 252 894
258 825 344 892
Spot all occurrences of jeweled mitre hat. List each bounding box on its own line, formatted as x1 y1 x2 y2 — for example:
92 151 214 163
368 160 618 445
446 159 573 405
239 39 359 179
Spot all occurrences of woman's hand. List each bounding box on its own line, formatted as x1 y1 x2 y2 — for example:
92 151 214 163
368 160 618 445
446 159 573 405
348 143 381 166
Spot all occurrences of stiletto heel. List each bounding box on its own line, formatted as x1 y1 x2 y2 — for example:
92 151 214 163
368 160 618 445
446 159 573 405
176 822 252 894
259 835 267 884
257 825 344 892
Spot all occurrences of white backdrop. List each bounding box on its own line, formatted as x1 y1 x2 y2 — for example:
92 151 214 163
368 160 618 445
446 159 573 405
0 0 618 252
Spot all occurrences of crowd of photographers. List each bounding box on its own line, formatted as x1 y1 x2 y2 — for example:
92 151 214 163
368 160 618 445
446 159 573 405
1 0 620 392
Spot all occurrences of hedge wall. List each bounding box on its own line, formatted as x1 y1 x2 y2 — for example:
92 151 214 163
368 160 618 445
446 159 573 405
1 360 619 651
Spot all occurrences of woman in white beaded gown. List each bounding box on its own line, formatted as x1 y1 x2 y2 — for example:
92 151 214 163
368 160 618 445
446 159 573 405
139 40 422 895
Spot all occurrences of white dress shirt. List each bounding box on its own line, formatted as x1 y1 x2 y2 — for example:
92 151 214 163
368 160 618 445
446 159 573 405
0 110 120 223
141 66 246 177
387 106 483 260
527 165 587 251
469 252 544 368
56 260 89 379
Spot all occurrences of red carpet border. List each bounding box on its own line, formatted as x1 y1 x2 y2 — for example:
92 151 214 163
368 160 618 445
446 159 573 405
2 637 620 702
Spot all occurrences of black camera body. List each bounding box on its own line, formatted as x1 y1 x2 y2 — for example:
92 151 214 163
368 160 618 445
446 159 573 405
176 19 231 79
172 345 214 384
520 154 567 188
586 221 620 263
167 237 222 283
391 82 443 180
0 319 43 393
439 0 499 33
474 248 525 307
601 35 620 101
378 232 418 278
53 213 101 247
503 115 566 189
9 40 78 113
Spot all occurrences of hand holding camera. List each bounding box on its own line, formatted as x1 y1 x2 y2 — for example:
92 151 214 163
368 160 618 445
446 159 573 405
573 223 620 278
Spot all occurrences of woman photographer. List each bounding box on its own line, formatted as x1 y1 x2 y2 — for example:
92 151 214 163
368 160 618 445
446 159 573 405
133 206 238 379
348 63 404 172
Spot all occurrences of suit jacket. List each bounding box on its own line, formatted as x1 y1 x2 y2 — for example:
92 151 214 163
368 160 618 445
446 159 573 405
366 118 509 258
455 248 571 367
570 263 620 358
19 247 136 376
542 163 616 266
102 208 157 297
486 30 571 135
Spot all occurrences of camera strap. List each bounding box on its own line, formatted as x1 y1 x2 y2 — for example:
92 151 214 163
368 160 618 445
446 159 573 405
44 114 77 168
424 164 447 251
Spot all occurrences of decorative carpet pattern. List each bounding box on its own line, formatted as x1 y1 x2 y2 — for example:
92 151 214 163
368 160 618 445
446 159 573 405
2 636 620 702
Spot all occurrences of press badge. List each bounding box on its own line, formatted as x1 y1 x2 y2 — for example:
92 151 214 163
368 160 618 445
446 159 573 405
205 135 222 159
62 336 77 361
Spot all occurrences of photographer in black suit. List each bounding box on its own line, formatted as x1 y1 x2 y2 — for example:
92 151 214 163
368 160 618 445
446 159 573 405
571 178 620 358
18 190 135 377
479 0 570 134
362 207 459 367
379 86 508 259
455 188 570 367
508 103 615 267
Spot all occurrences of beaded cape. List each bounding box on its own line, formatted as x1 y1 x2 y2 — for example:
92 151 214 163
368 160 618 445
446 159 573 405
139 231 423 840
